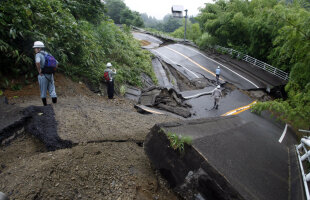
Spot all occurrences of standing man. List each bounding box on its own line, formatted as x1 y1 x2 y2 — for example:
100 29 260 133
215 66 221 84
33 41 58 106
104 62 117 99
212 85 222 109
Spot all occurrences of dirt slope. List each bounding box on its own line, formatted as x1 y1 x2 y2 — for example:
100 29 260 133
1 73 179 200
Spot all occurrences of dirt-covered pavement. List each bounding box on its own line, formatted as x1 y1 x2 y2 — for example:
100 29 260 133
0 74 179 199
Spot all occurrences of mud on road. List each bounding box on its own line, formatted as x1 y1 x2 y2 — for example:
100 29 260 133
0 74 179 200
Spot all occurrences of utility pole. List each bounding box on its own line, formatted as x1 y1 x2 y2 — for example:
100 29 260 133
184 9 188 42
171 6 188 42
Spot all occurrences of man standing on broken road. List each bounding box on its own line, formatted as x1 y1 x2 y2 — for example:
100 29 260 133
33 41 58 106
212 85 222 109
215 66 221 85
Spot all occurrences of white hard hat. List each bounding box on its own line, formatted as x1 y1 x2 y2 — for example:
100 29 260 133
217 85 220 89
33 41 45 48
106 62 112 68
217 66 220 69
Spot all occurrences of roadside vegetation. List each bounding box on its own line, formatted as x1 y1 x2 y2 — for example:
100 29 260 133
200 0 310 131
167 131 193 153
195 0 310 131
0 0 155 90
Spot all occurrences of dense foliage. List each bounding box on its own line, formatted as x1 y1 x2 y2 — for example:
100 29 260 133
105 0 144 27
196 0 310 130
141 14 184 33
171 20 202 42
0 0 155 89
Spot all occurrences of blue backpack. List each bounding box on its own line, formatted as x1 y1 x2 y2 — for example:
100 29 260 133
41 52 57 74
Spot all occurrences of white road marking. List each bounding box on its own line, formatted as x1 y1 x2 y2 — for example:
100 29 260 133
279 124 288 143
152 50 199 78
174 44 259 88
183 88 216 99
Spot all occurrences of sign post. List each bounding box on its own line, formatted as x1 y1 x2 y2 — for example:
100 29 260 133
171 5 188 42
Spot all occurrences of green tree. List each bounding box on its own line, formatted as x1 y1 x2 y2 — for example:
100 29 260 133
105 0 144 27
63 0 106 24
162 15 182 32
105 0 126 24
120 9 144 27
171 20 202 42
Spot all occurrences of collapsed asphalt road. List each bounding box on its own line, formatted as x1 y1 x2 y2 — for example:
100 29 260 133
133 31 302 200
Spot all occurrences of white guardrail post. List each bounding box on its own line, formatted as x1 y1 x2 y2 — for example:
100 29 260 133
296 137 310 200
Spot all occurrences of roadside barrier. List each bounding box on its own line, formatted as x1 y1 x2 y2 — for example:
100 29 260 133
215 46 289 81
296 137 310 200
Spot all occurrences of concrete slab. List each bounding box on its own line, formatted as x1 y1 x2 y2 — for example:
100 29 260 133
139 88 161 106
144 116 303 200
134 104 182 119
125 86 141 102
152 58 173 89
134 104 165 115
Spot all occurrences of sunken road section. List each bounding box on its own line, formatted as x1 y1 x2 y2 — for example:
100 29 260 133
144 116 304 200
0 97 72 151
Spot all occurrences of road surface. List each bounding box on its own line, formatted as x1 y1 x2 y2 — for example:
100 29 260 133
133 32 297 146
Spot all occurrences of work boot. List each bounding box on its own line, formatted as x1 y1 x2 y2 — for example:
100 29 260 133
52 97 57 103
42 98 47 106
215 105 218 109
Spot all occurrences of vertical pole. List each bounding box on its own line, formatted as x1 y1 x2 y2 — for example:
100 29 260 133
184 9 188 42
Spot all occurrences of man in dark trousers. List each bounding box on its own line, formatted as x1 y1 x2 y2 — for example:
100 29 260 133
215 66 221 84
104 62 116 99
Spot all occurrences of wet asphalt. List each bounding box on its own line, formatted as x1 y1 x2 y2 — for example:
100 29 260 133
134 31 303 200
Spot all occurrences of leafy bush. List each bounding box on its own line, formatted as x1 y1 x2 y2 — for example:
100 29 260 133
119 85 126 96
0 0 155 89
196 33 218 49
167 132 192 153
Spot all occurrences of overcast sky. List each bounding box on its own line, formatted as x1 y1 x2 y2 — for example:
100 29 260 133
123 0 213 20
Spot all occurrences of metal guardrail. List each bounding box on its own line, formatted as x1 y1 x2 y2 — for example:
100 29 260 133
296 137 310 200
215 46 289 81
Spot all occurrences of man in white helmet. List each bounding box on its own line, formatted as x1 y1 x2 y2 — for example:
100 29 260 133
215 66 221 84
33 41 58 106
103 62 116 99
211 85 222 109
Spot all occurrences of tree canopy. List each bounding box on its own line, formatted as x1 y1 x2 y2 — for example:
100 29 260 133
196 0 310 130
105 0 144 27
